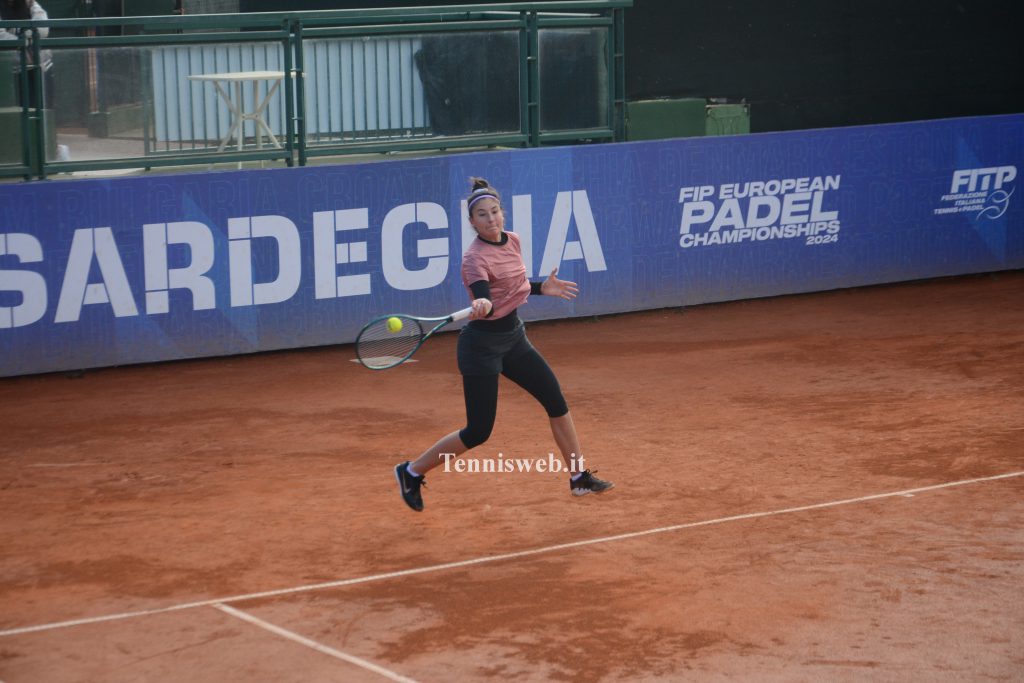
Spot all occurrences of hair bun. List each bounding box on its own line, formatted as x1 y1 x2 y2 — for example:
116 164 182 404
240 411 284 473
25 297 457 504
469 177 490 192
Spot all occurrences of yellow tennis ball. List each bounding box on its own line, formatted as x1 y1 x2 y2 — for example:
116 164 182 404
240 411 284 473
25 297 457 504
386 316 403 333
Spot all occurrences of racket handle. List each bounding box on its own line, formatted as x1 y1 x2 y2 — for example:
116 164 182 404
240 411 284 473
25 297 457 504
451 306 473 322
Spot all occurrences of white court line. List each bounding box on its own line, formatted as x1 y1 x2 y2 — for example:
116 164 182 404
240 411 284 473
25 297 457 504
214 604 418 683
1 470 1021 639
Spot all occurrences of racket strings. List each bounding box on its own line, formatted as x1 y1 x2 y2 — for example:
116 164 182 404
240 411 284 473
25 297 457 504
356 317 423 369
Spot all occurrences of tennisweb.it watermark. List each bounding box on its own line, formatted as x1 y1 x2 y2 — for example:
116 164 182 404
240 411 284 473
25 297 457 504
441 452 585 474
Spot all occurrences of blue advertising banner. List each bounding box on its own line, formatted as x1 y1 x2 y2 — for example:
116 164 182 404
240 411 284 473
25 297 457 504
1 114 1022 377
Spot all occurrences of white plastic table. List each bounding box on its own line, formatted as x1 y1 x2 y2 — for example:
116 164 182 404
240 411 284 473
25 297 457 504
188 70 285 162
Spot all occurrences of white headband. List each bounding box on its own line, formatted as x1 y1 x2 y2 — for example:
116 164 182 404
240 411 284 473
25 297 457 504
467 190 500 210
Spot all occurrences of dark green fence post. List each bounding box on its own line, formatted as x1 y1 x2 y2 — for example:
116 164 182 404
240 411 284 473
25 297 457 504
291 17 307 167
17 33 32 180
283 18 296 167
518 11 529 147
31 27 46 179
613 7 625 141
526 10 539 147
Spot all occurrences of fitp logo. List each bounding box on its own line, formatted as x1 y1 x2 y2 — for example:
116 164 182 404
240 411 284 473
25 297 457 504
935 166 1016 220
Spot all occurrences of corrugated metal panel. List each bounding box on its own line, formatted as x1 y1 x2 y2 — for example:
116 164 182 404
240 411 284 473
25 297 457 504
150 37 427 145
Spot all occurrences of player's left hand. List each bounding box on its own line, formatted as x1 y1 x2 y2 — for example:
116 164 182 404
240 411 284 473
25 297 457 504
541 268 579 300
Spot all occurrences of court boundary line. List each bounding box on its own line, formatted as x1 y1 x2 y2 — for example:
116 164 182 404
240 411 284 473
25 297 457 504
2 470 1021 639
213 603 419 683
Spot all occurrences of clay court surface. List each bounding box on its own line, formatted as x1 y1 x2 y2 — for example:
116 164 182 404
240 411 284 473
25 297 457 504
1 272 1022 682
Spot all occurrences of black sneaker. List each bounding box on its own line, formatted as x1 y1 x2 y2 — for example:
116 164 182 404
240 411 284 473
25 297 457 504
395 461 425 511
570 469 614 496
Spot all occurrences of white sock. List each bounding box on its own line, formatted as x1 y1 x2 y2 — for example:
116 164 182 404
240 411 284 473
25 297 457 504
406 462 423 478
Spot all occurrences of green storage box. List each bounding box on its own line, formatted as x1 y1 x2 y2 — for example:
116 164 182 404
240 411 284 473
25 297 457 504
706 103 751 136
626 98 706 141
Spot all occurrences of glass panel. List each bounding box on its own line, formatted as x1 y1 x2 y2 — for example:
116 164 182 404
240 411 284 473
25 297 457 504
303 35 429 145
303 30 520 147
538 28 609 132
0 45 24 167
39 40 288 164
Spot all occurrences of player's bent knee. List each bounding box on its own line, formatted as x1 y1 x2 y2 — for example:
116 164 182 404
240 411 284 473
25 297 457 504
459 425 492 449
545 397 569 419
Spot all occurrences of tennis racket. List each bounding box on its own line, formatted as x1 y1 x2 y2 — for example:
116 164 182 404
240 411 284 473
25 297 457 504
355 306 473 370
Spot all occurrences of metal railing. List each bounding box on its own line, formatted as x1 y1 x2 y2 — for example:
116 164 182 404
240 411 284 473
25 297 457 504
0 1 630 180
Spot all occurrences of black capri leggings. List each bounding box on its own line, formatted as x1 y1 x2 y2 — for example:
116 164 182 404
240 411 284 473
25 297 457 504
458 346 569 449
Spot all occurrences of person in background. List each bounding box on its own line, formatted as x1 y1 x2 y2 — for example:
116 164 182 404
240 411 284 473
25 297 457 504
0 0 54 111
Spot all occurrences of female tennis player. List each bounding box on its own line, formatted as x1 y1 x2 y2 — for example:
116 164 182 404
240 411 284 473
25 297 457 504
395 177 613 511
